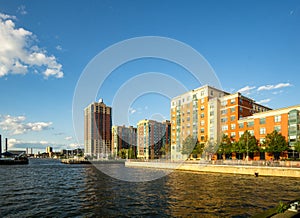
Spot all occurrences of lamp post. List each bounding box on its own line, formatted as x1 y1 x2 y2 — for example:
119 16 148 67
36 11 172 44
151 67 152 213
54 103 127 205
246 131 249 162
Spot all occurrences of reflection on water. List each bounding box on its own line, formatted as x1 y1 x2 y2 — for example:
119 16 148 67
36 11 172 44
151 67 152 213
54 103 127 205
0 159 299 217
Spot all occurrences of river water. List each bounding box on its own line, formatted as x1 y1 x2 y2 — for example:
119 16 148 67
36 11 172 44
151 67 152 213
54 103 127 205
0 159 299 217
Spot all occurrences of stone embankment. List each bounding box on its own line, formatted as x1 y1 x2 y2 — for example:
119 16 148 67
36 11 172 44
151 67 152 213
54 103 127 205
125 161 300 177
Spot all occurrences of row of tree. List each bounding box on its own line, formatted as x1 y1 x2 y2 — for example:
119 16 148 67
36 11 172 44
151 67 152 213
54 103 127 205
181 130 300 160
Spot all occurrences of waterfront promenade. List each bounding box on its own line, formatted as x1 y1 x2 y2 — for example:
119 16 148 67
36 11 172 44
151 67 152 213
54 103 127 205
125 160 300 178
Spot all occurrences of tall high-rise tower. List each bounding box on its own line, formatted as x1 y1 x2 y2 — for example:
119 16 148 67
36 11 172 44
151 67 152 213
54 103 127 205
84 99 112 159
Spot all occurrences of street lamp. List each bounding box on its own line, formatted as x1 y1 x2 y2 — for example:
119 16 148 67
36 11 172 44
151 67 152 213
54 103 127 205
246 131 249 162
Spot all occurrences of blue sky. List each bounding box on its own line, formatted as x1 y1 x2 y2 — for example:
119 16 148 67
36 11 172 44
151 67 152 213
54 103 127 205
0 0 299 152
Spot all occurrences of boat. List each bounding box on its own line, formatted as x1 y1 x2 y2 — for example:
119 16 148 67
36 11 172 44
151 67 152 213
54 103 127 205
0 135 29 165
0 151 29 165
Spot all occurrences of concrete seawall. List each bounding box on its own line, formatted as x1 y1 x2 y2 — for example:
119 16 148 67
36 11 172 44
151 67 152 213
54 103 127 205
125 161 300 177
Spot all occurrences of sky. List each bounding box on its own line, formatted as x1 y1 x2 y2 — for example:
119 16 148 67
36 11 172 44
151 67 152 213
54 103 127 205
0 0 299 152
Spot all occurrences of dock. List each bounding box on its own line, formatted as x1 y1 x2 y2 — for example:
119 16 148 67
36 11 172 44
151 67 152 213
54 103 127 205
61 158 91 164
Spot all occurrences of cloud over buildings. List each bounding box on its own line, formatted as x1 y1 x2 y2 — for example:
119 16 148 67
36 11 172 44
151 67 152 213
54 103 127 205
0 114 52 135
257 83 292 91
237 85 256 94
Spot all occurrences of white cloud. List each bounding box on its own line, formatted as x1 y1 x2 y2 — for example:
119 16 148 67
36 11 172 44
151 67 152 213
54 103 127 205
68 143 81 149
237 85 256 94
7 138 82 151
257 83 292 91
0 14 16 20
129 107 136 114
272 90 284 95
0 13 64 78
65 136 73 141
56 45 62 51
39 140 49 145
256 99 271 104
7 138 61 150
17 5 27 15
0 114 52 135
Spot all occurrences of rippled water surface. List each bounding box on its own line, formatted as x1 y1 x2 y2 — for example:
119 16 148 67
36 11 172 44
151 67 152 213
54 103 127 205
0 159 299 217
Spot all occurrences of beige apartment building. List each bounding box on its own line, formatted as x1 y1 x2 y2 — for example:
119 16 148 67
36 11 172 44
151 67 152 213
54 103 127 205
111 125 137 158
137 119 171 160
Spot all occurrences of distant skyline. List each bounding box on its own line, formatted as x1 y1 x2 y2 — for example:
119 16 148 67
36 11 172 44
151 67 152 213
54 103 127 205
0 0 299 152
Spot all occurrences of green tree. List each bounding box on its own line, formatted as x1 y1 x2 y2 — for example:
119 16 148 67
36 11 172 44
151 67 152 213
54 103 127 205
192 142 205 158
118 149 127 159
127 147 136 159
160 144 170 159
293 141 300 159
217 134 232 160
237 130 259 160
181 135 198 157
203 140 218 160
264 130 288 160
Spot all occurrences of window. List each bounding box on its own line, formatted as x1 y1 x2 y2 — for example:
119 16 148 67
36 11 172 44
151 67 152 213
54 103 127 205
210 111 214 116
247 121 254 127
231 124 236 130
249 130 254 136
274 115 281 122
200 91 204 96
239 107 243 112
231 115 236 121
260 118 266 124
200 135 205 141
230 98 236 104
221 118 228 123
221 109 227 115
172 101 175 106
231 132 236 138
259 127 266 134
187 96 190 101
200 120 205 126
221 101 227 106
201 98 205 103
222 125 228 131
274 125 281 132
239 131 244 137
239 123 244 128
187 117 190 121
210 90 214 96
200 113 205 118
182 98 185 103
201 105 205 110
259 138 265 144
230 107 236 113
200 128 205 133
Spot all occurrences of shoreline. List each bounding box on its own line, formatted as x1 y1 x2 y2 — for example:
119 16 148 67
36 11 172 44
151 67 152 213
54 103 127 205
125 161 300 178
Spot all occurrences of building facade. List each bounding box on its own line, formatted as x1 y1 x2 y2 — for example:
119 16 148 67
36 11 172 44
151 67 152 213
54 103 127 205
237 105 300 154
137 119 171 160
170 85 271 160
84 99 112 159
111 125 137 158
